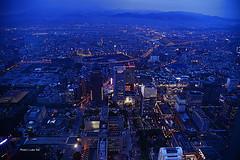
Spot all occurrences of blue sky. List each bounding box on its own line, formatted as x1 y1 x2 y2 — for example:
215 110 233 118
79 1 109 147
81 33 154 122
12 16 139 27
1 0 239 18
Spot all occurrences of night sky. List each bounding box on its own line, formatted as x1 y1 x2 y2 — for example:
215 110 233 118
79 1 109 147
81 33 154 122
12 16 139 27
0 0 239 19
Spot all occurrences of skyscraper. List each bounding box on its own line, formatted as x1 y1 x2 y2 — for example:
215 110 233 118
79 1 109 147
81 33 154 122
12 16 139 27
113 66 126 106
202 76 221 106
90 65 103 105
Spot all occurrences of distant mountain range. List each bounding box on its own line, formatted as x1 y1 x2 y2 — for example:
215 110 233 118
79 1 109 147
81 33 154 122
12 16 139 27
1 10 239 28
112 11 240 28
113 11 228 21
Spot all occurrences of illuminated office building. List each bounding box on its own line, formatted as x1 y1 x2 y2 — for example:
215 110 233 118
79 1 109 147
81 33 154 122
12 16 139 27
113 66 126 106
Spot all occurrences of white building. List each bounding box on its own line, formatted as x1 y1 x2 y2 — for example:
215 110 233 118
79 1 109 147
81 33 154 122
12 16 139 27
158 147 183 160
141 85 157 99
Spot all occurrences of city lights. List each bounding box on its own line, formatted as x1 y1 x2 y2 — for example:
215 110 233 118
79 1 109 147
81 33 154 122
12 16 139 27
0 1 239 159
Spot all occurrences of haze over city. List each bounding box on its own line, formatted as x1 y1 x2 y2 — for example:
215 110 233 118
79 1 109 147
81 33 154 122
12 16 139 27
0 0 240 18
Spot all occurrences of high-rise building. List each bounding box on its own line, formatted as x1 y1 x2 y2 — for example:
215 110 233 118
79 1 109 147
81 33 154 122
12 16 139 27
113 66 126 106
202 76 221 106
113 64 136 104
79 78 87 97
191 108 209 132
90 66 103 105
187 91 203 106
125 65 135 84
125 66 135 97
158 147 183 160
175 94 186 112
65 84 81 103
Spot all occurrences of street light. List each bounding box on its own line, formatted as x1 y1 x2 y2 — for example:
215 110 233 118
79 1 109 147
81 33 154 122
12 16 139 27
74 144 78 148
